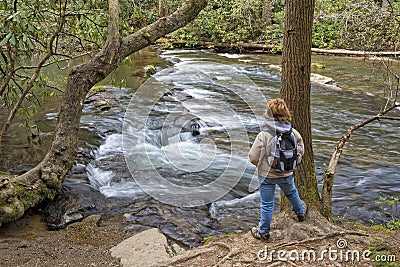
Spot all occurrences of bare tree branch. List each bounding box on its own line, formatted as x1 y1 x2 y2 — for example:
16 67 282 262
14 51 92 72
377 115 400 121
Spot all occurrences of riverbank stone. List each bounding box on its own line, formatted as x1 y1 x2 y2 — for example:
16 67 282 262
110 228 182 267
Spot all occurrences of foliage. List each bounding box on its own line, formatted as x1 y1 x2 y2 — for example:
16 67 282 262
332 215 344 223
168 0 400 51
203 235 218 245
169 0 284 45
0 0 160 139
313 0 400 50
119 0 159 35
0 0 108 137
372 196 400 230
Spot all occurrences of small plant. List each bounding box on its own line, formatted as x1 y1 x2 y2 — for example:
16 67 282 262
332 215 344 223
144 65 156 76
368 242 399 267
373 196 400 230
203 235 217 245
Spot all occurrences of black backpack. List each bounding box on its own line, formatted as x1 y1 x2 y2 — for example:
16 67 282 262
269 128 298 172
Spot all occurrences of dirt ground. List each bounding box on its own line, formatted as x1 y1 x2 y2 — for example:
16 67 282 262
0 210 399 267
0 212 129 267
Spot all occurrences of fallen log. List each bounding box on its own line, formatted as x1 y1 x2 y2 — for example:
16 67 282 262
157 38 400 57
311 48 400 57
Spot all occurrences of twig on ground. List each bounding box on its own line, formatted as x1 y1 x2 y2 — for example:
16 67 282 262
214 249 241 267
159 247 215 266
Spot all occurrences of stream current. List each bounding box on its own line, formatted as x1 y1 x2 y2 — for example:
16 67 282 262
1 49 399 246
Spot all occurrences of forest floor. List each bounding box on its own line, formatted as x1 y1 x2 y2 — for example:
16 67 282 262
0 210 399 267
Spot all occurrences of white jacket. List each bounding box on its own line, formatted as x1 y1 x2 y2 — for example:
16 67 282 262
248 120 304 178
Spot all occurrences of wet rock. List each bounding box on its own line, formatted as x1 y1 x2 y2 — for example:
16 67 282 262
84 89 123 115
310 73 335 84
265 64 339 87
42 178 106 230
122 202 218 247
95 100 112 111
69 164 86 175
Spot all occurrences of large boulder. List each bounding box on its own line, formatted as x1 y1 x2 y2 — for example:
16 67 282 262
110 228 184 267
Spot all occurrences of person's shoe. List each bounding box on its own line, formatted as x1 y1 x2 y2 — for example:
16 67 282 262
297 200 307 222
251 227 270 242
297 214 306 222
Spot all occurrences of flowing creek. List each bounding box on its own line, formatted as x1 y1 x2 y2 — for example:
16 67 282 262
1 48 399 246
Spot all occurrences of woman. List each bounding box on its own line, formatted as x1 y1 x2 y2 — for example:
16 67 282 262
248 98 306 241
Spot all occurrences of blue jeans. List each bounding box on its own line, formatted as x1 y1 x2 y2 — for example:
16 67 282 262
258 175 305 234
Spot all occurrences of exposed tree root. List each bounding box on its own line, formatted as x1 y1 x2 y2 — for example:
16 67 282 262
274 230 369 250
161 211 392 267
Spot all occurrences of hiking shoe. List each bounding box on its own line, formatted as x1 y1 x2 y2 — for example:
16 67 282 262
297 200 307 222
297 214 306 222
251 227 270 242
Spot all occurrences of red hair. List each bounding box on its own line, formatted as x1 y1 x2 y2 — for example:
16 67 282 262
264 98 292 123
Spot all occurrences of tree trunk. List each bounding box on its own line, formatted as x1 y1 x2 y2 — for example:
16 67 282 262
280 0 321 211
0 0 208 226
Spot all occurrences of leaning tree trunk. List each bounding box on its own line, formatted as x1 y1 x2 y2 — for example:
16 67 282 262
0 0 207 225
280 0 321 211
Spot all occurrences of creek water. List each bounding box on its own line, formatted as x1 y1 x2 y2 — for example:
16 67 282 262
1 48 399 246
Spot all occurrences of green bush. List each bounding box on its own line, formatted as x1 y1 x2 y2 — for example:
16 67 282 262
168 0 400 51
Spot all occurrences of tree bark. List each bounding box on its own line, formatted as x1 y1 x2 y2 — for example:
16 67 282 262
280 0 321 211
0 0 207 225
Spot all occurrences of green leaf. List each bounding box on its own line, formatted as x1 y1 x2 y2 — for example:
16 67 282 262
19 38 25 50
0 32 12 46
9 34 16 46
26 38 34 49
7 11 20 21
